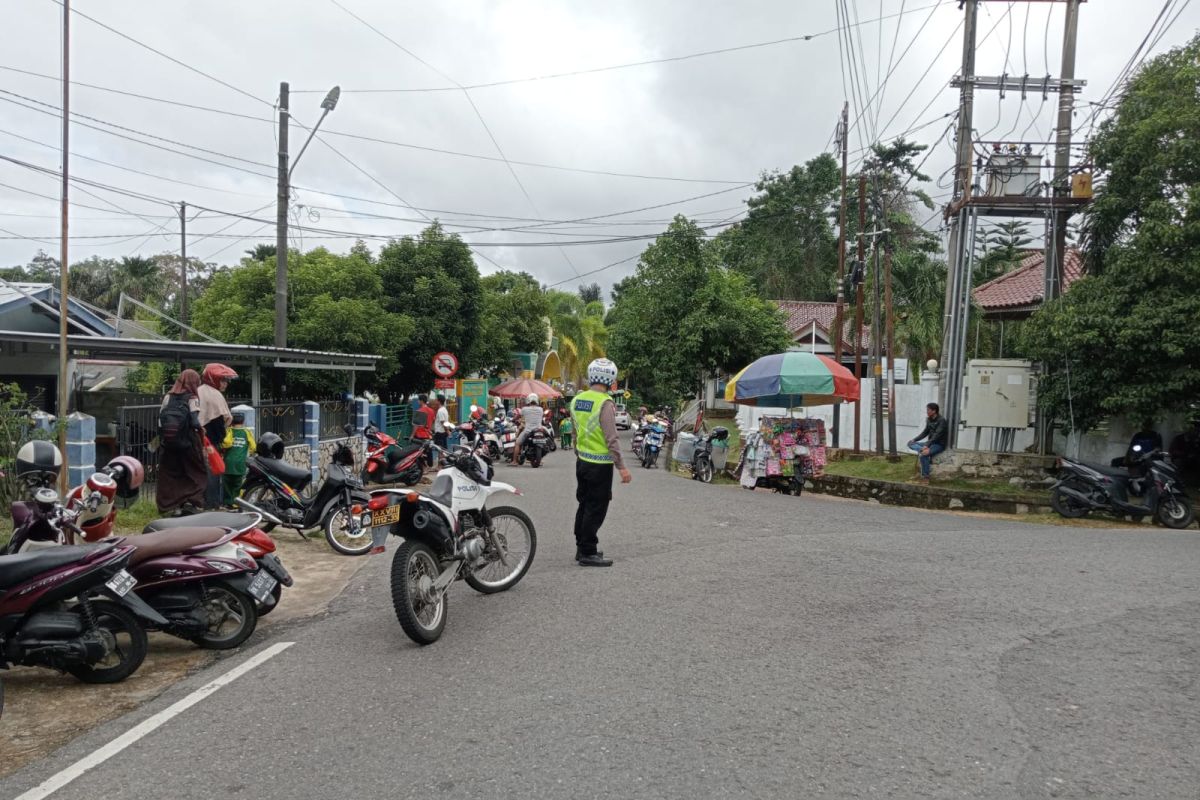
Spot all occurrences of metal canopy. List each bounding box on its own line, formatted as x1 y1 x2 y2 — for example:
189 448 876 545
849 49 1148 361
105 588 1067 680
0 330 379 371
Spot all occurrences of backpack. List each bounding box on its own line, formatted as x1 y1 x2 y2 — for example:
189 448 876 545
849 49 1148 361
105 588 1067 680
158 394 194 453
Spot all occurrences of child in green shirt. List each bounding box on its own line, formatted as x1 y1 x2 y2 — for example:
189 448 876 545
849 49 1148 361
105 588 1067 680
220 412 257 507
558 415 574 451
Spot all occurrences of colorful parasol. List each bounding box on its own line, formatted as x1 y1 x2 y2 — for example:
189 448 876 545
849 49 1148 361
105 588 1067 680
724 352 860 407
488 378 562 400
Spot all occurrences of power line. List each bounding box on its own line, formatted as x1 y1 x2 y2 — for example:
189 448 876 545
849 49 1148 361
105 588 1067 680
294 2 948 95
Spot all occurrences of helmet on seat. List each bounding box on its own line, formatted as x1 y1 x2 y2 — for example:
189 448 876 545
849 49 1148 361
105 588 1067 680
587 358 618 387
257 432 285 459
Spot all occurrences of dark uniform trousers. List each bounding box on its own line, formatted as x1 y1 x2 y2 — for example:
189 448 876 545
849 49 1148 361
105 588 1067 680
574 459 613 557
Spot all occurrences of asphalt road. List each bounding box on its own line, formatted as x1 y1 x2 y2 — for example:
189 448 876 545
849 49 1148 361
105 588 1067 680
4 438 1199 799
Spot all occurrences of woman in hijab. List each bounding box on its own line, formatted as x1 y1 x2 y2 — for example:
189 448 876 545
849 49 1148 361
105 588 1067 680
198 363 237 508
156 369 206 513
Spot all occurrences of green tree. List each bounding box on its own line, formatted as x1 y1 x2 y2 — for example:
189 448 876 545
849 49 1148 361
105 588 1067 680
608 216 790 404
474 270 549 374
714 154 841 300
192 245 411 393
1022 34 1200 431
378 224 483 395
245 244 277 262
578 282 602 304
974 220 1033 284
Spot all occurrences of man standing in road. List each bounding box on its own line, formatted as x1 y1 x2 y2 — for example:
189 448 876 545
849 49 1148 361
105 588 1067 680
570 358 631 567
908 402 949 483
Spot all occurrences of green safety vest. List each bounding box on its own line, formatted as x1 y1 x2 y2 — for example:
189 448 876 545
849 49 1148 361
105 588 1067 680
571 390 613 464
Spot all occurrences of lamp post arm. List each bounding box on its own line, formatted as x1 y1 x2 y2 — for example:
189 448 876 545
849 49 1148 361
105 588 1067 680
288 107 331 181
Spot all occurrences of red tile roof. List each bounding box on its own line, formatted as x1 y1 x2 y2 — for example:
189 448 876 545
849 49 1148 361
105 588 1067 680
772 300 871 352
974 248 1084 314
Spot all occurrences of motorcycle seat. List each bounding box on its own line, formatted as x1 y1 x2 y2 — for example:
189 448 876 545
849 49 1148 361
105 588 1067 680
253 456 313 490
1081 461 1131 478
123 528 232 565
142 512 259 534
0 545 108 590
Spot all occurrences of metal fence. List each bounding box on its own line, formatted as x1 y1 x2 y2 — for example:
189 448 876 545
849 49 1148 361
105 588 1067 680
319 400 354 440
116 404 161 490
383 404 412 441
255 402 306 444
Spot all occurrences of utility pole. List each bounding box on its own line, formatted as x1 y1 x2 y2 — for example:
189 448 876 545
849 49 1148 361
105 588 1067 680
1048 0 1082 305
884 243 897 458
275 81 290 349
853 174 866 453
57 0 71 492
939 0 979 421
178 201 188 338
871 186 884 455
832 102 849 448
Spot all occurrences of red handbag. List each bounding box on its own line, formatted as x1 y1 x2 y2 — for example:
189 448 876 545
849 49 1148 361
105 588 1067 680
202 433 226 476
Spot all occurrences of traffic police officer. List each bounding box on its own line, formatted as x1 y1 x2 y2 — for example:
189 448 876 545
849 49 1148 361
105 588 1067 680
570 358 631 567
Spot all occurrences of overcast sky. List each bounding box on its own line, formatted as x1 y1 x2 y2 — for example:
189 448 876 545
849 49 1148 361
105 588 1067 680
2 0 1196 293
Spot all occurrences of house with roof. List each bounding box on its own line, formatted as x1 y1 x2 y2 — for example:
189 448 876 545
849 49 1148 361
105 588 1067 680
773 300 874 372
974 248 1084 320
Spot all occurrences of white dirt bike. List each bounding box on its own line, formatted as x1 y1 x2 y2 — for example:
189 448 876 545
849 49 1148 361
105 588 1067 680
365 442 536 645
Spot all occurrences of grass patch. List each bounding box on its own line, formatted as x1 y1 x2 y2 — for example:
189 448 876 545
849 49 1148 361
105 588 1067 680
824 455 1040 498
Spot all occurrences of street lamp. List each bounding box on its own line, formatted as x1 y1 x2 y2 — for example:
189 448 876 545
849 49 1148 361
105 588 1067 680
275 84 340 349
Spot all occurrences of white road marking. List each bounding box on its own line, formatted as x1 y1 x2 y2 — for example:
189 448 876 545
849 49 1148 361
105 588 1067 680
14 641 295 800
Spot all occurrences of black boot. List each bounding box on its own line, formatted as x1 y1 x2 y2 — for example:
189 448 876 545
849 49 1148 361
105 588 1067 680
575 547 604 561
576 552 613 567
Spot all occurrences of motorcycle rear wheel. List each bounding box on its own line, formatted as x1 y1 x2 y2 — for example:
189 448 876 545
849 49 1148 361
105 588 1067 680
1156 495 1195 529
1050 482 1091 518
190 583 258 650
530 451 542 468
391 540 447 645
324 506 372 556
66 600 148 684
464 506 537 594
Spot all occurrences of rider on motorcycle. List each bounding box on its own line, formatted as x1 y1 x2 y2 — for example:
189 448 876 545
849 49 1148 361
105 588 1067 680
511 393 545 465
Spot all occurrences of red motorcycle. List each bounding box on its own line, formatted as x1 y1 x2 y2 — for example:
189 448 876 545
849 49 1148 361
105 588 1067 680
361 422 430 487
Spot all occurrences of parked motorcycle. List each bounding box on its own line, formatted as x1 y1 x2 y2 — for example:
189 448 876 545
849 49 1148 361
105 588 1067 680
361 423 430 487
1 536 165 696
632 421 650 460
489 417 518 461
641 422 667 469
516 426 551 468
685 427 729 483
240 432 371 555
366 441 536 645
1050 446 1194 528
142 509 294 616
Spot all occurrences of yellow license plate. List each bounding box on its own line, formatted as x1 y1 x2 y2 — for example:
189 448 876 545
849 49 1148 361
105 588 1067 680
371 504 402 528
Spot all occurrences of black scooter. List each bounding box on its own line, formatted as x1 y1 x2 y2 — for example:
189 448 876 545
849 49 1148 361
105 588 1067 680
238 430 371 555
1050 445 1195 528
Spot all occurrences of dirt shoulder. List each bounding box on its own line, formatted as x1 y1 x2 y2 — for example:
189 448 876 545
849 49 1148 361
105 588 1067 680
0 533 369 777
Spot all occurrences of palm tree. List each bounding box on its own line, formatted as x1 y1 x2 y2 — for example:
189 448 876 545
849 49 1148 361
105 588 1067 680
545 291 610 385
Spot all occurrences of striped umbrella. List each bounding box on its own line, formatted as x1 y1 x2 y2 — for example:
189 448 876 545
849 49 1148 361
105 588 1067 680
724 352 860 407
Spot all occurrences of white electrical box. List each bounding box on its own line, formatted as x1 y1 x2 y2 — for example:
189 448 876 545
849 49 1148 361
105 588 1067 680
983 150 1042 198
961 360 1033 429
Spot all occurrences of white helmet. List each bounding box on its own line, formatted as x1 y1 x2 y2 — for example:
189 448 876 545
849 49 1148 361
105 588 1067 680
526 393 539 405
587 358 618 387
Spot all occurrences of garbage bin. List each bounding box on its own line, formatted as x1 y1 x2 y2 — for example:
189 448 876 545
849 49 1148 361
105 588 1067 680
711 437 729 471
673 432 696 464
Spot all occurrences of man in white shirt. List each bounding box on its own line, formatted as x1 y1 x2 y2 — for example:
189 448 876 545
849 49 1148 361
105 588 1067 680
511 393 544 464
432 395 450 467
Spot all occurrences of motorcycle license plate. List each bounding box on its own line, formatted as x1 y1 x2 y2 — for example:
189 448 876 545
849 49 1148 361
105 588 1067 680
104 569 137 597
371 504 402 528
247 570 278 603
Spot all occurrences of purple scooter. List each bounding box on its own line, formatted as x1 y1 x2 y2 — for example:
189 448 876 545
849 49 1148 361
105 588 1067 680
0 540 170 716
120 526 267 650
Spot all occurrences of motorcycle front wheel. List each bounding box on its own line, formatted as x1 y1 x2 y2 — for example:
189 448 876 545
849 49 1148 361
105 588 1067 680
1156 495 1195 529
190 583 258 650
324 506 373 556
390 540 447 645
1050 482 1091 518
697 457 714 483
66 600 148 684
464 506 537 594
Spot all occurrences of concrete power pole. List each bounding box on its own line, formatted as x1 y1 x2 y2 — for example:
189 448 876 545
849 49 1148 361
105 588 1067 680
179 201 188 335
939 0 979 415
872 187 884 455
832 101 849 448
275 81 290 349
1047 0 1082 305
57 0 71 492
853 174 866 453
